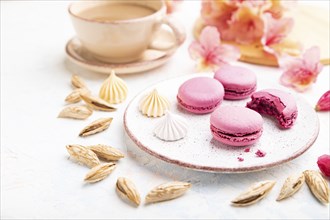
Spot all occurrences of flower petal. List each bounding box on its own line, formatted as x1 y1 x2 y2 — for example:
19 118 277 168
277 53 302 70
215 44 241 62
280 69 296 86
279 67 315 92
196 59 216 72
188 41 205 60
201 0 237 26
315 90 330 111
198 44 240 70
199 26 221 51
229 6 265 44
189 25 241 71
317 154 330 177
303 46 323 73
279 46 323 92
262 13 294 47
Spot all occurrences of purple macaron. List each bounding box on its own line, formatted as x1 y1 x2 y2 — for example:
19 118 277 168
177 77 224 114
246 89 298 129
210 106 263 146
214 65 257 100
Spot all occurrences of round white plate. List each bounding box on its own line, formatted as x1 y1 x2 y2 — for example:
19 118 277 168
124 73 319 173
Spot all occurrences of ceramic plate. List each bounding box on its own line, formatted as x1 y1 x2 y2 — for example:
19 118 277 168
124 73 319 173
65 28 182 75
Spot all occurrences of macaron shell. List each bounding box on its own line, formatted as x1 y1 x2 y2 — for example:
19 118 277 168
177 77 224 107
210 106 263 134
214 65 257 89
214 65 256 100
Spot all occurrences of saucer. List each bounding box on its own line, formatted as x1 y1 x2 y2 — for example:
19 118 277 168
66 28 183 74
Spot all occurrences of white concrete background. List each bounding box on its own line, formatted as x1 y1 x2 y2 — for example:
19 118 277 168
1 1 329 219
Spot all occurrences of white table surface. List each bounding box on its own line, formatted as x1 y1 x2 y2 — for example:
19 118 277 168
1 1 329 219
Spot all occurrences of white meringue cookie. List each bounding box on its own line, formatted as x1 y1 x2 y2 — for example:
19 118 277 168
154 111 188 141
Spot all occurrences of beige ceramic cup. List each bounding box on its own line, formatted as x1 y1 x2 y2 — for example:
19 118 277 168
69 0 184 64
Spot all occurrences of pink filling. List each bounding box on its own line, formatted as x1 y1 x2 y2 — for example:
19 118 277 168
210 125 261 142
177 96 220 111
246 97 297 128
225 85 256 96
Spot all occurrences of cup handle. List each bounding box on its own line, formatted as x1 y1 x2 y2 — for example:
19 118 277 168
149 16 186 51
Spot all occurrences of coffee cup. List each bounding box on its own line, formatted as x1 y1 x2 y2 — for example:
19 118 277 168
68 0 185 64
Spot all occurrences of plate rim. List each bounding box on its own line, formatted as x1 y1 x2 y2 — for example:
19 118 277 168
123 74 320 173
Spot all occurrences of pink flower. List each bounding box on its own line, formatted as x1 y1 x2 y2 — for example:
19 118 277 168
317 154 330 177
201 1 265 44
189 26 240 71
315 90 330 111
200 1 295 45
261 13 294 54
201 0 238 41
279 46 323 92
227 6 265 44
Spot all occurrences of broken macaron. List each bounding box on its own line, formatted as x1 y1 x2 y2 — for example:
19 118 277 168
246 89 298 129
